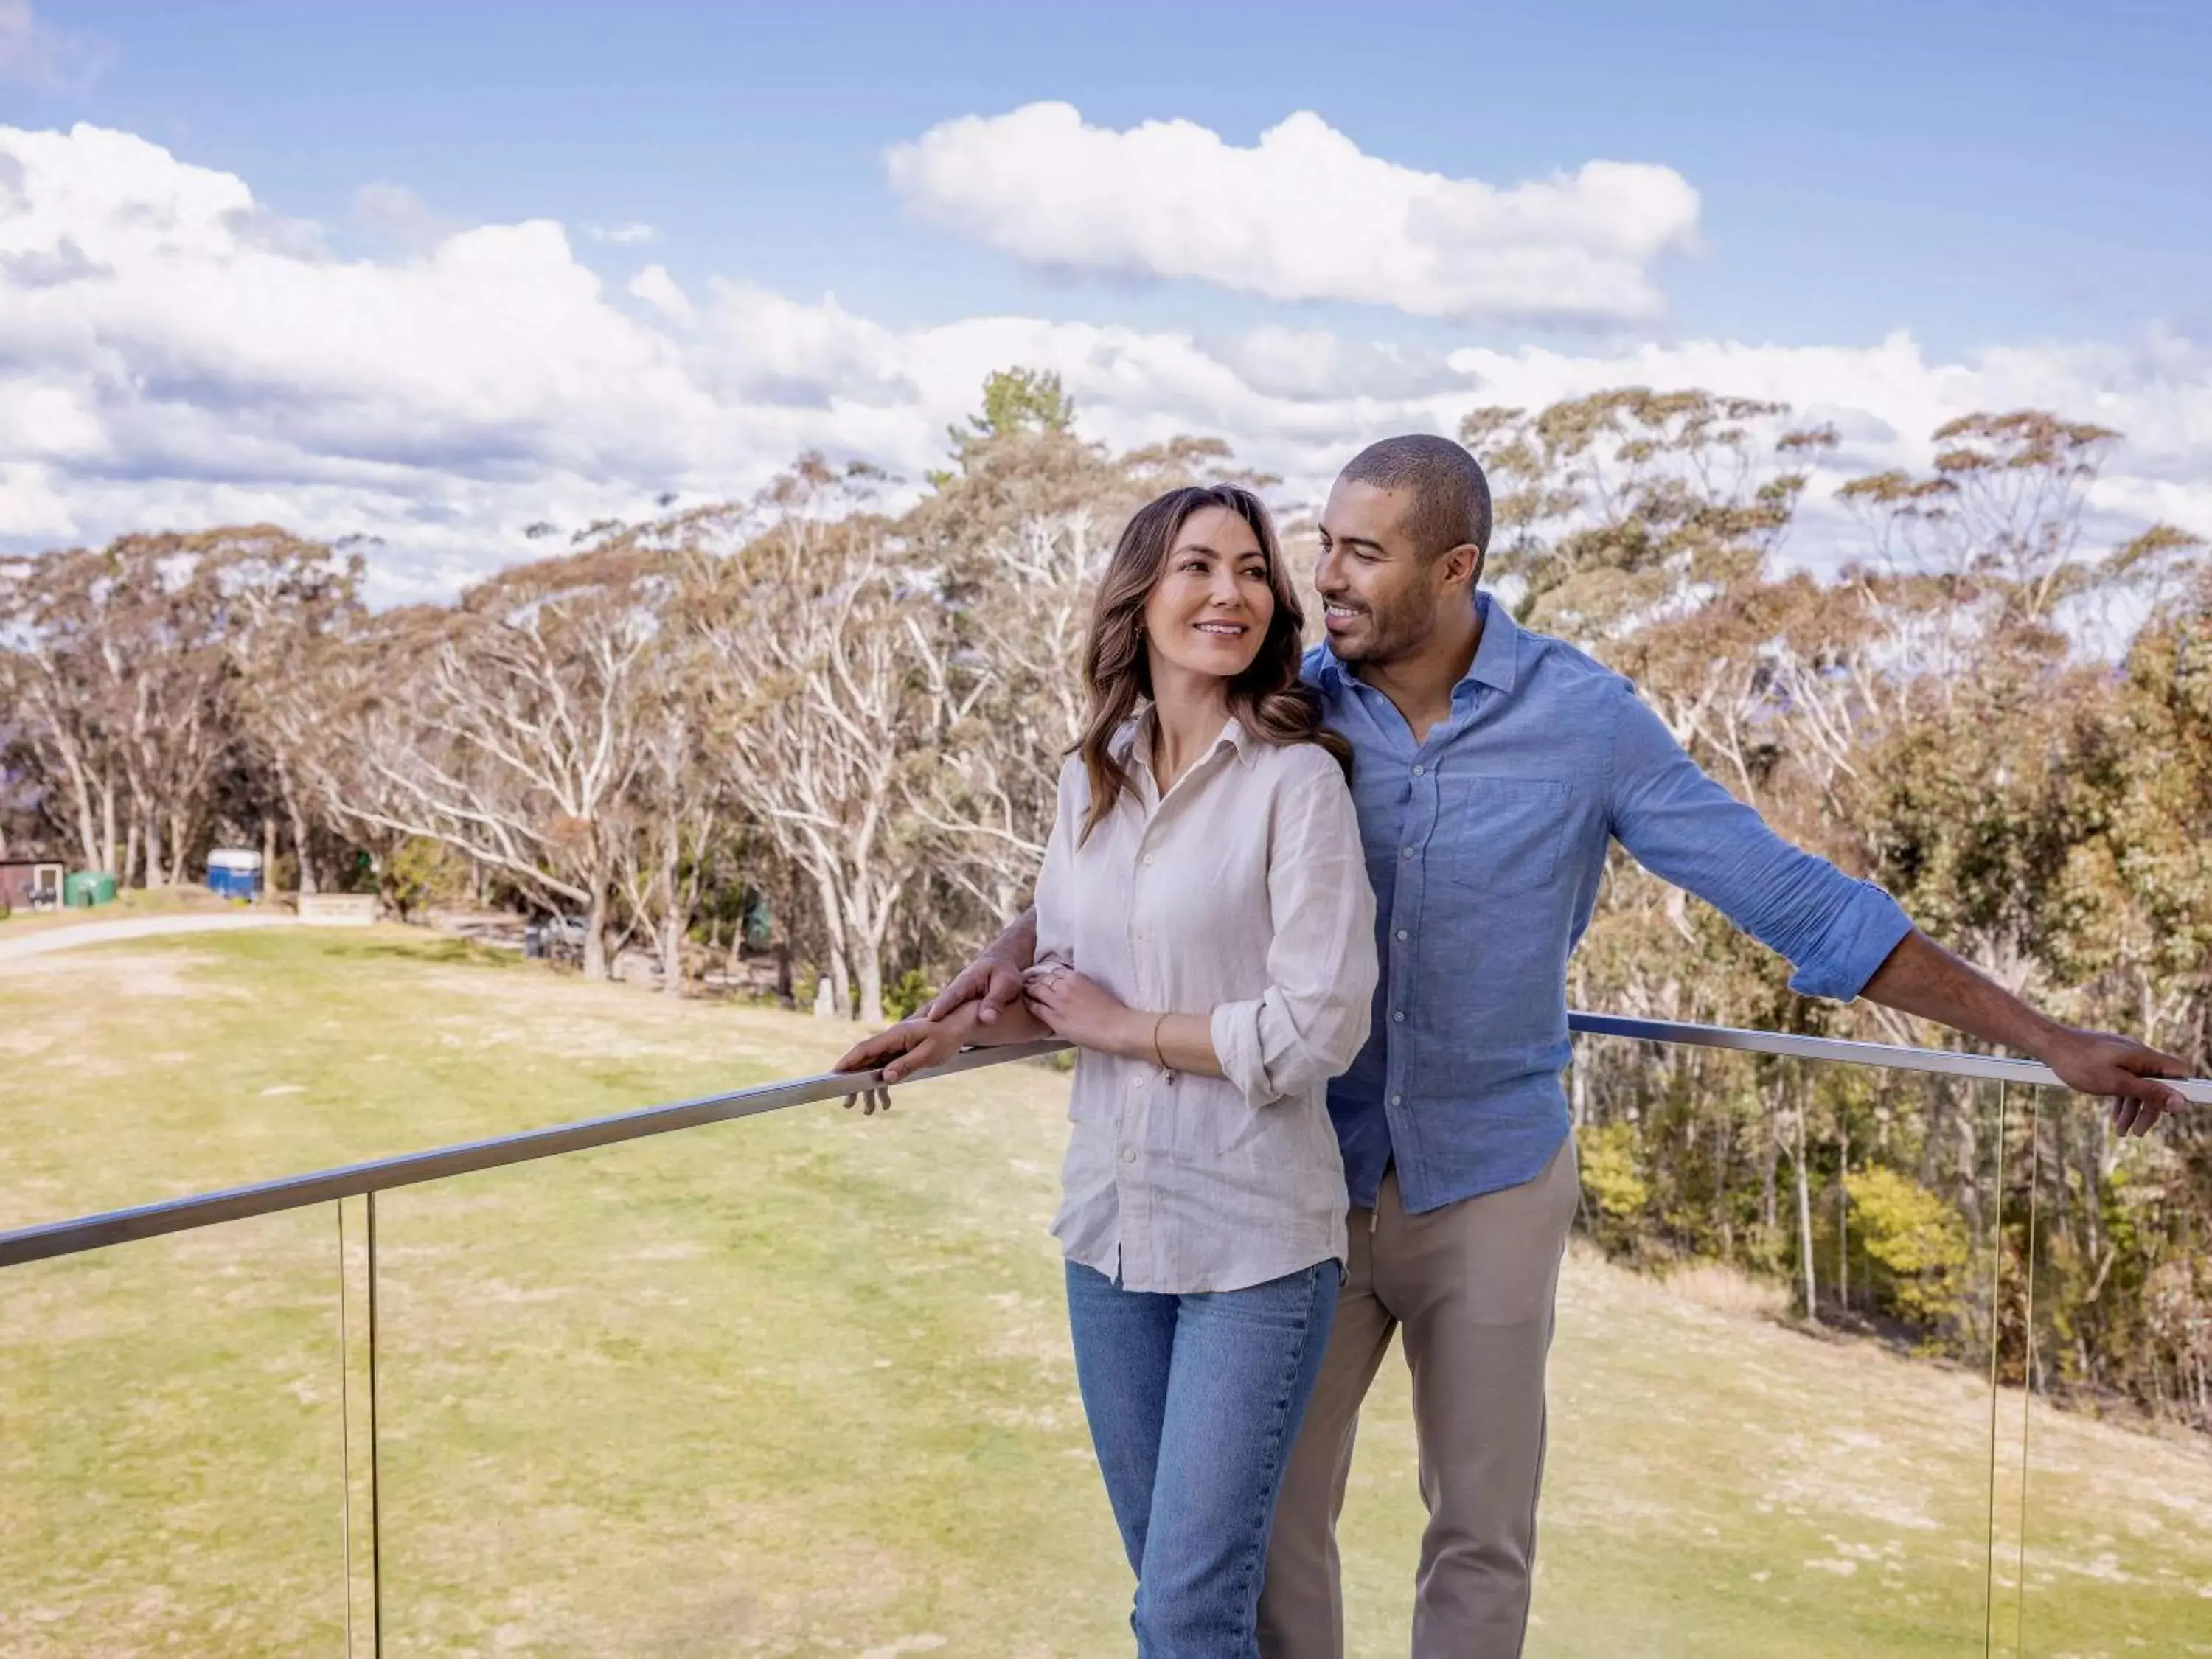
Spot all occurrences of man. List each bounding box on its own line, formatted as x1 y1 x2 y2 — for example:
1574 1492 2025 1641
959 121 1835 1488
837 435 2188 1658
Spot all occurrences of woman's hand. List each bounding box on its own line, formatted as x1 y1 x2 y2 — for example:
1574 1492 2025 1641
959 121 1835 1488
832 1016 966 1115
1023 967 1144 1057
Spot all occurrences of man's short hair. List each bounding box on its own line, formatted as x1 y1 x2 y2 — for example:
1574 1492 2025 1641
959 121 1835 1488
1339 434 1493 562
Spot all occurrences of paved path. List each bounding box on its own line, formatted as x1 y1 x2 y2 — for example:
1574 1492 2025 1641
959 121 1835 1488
0 912 296 964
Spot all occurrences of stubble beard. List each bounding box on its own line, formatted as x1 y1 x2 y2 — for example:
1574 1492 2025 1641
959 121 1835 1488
1337 592 1432 669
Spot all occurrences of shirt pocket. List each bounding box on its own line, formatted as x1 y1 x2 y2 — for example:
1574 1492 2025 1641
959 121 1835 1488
1439 775 1571 896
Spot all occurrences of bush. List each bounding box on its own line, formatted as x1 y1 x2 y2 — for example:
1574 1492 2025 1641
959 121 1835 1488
1576 1121 1650 1253
882 967 936 1023
381 837 471 922
1846 1166 1972 1329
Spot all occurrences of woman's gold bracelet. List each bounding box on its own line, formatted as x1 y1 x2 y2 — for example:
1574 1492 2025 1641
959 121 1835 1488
1149 1012 1169 1071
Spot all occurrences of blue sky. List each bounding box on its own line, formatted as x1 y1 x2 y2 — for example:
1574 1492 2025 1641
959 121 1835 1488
1 0 2208 597
23 0 2211 350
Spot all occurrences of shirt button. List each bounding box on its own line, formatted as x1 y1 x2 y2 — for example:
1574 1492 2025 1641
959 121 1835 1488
1391 1093 1403 1107
1120 1147 1137 1164
1141 853 1155 866
1392 1010 1405 1023
1400 846 1414 860
1411 763 1425 776
1395 928 1408 941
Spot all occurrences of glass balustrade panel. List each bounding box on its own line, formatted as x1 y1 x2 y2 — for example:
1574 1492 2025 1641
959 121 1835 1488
1426 1043 2016 1659
2003 1082 2212 1658
366 1053 1128 1656
0 1206 361 1658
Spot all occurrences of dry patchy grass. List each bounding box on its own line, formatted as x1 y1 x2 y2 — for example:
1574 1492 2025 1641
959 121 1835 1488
2 929 2208 1658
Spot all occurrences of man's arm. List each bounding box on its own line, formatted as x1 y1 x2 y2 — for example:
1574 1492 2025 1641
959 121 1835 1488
1861 931 2188 1135
928 906 1038 1024
1607 690 2188 1135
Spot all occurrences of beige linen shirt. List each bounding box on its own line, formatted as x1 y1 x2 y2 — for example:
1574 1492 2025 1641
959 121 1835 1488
1035 714 1378 1294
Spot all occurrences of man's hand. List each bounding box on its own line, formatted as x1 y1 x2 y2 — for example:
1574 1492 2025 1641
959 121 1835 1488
830 1018 967 1116
2035 1026 2191 1137
922 948 1028 1026
1863 933 2191 1137
1023 967 1141 1057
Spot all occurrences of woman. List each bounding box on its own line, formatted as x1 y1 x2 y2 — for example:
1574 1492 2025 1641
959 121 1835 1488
853 484 1377 1655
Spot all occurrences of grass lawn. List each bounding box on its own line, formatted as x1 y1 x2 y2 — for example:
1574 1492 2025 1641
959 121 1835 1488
3 929 2208 1657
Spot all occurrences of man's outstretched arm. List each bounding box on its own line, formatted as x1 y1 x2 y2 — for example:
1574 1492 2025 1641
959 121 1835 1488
1607 690 2189 1135
1861 930 2188 1135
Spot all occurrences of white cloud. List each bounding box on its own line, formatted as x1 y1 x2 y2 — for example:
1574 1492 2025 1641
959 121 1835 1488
0 122 2206 605
886 102 1702 324
587 221 657 245
351 181 456 253
627 262 694 325
0 0 102 88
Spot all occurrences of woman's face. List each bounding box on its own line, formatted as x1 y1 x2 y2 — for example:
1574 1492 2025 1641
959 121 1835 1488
1141 505 1276 685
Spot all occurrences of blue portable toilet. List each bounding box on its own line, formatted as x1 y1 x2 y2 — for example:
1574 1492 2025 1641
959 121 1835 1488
206 848 265 900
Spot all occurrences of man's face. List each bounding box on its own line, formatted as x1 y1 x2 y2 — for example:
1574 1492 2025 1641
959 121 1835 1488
1314 478 1450 666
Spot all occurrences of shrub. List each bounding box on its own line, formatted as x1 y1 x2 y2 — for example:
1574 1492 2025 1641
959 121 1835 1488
882 967 937 1023
1576 1121 1650 1253
1846 1166 1972 1328
381 837 471 922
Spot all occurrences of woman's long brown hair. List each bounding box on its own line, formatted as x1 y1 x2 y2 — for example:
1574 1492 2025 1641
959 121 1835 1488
1073 484 1350 841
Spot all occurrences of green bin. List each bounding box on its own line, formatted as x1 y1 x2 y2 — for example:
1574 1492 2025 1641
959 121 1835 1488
65 872 119 908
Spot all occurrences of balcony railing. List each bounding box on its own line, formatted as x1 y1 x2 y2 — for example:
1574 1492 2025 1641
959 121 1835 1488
3 1015 2207 1658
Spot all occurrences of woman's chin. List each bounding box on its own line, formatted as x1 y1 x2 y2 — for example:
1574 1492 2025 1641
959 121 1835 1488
1162 646 1265 681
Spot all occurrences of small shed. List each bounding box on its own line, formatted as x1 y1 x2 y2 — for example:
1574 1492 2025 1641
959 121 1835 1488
0 859 66 912
206 849 265 901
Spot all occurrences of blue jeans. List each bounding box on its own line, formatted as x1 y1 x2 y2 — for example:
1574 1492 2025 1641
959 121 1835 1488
1065 1258 1341 1658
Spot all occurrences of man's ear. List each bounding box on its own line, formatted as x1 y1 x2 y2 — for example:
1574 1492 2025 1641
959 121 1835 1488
1441 541 1484 591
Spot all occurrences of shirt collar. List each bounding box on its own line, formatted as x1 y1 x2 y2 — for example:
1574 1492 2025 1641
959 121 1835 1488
1464 591 1520 695
1314 591 1520 698
1114 706 1253 776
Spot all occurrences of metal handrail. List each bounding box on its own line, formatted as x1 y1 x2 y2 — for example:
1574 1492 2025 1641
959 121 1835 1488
1570 1012 2212 1101
2 1014 2203 1269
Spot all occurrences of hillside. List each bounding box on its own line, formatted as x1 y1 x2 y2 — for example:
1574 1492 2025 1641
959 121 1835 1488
2 929 2206 1658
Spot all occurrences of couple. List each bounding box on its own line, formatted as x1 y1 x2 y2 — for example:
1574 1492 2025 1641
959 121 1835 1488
837 436 2187 1658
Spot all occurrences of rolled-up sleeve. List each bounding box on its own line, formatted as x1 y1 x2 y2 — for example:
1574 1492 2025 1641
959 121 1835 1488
1607 689 1912 1002
1211 756 1380 1108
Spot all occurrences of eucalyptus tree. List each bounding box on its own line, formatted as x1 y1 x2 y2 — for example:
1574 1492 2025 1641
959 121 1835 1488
323 545 661 979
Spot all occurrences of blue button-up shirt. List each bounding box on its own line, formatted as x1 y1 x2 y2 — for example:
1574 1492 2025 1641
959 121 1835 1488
1304 595 1913 1215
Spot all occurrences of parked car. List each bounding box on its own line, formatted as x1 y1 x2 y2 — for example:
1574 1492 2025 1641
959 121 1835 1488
524 913 587 960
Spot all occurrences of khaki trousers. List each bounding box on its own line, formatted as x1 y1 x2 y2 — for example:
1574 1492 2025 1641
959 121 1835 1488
1256 1136 1580 1659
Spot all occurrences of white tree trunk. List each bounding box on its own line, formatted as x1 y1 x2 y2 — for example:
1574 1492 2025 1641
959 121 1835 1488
855 945 885 1026
1794 1106 1819 1324
811 865 852 1018
62 749 101 872
140 802 165 888
99 777 119 875
582 880 611 982
278 760 318 896
659 910 686 998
